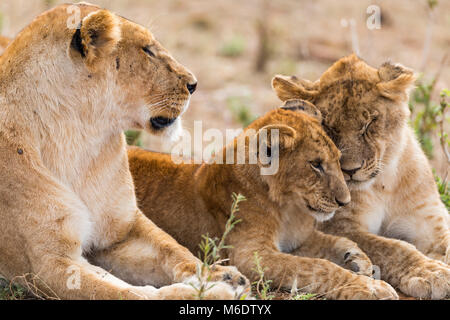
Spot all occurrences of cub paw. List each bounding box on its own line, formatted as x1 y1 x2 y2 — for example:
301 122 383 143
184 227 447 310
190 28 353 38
209 265 251 298
342 248 373 277
210 266 249 287
333 278 398 300
398 260 450 299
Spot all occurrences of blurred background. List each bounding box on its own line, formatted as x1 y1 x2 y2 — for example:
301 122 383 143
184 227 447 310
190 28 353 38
0 0 448 195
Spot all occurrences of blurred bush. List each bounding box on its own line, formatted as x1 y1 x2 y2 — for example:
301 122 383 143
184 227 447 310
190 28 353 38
409 81 449 211
125 130 143 147
227 96 257 127
219 35 246 58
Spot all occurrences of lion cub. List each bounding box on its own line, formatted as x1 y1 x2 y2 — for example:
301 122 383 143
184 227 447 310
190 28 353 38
272 54 450 299
129 101 398 299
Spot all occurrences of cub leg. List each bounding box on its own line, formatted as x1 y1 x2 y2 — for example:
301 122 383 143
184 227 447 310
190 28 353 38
322 218 450 299
90 211 249 298
291 229 373 276
228 225 397 300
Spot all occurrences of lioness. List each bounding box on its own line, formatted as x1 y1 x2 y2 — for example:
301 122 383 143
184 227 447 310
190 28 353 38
0 3 248 299
129 102 398 299
272 54 450 299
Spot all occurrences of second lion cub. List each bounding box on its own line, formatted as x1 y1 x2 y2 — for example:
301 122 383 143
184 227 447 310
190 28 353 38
129 100 398 299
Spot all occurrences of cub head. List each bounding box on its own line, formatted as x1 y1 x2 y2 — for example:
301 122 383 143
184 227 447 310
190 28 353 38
1 3 197 138
243 100 350 222
272 54 416 189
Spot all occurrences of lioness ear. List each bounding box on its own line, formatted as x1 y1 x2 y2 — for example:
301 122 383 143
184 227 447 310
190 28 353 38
272 75 318 102
258 124 297 152
376 62 416 102
281 99 322 123
72 10 121 69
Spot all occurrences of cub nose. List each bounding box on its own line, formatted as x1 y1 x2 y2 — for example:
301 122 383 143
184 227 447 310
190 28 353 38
186 82 197 94
335 197 350 207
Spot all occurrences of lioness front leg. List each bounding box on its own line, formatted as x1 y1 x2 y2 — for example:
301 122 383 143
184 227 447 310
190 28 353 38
90 211 250 299
33 255 211 300
322 219 450 299
291 229 373 276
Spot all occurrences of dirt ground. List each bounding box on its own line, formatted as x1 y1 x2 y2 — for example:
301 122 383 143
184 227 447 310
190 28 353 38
1 0 448 173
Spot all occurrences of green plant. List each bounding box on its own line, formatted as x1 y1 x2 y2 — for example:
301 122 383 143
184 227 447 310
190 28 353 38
291 292 317 300
435 89 450 212
251 252 274 300
437 89 450 163
0 276 26 300
124 130 143 146
227 96 257 127
275 58 297 76
427 0 438 9
409 78 440 158
219 35 246 57
435 173 449 211
411 84 449 212
43 0 57 8
192 193 245 299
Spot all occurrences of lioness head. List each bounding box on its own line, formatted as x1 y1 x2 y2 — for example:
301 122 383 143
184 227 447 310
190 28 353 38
0 3 196 138
272 54 416 189
243 101 350 221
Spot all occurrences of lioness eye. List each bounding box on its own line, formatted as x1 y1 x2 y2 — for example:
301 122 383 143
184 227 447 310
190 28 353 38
142 45 155 57
310 160 323 173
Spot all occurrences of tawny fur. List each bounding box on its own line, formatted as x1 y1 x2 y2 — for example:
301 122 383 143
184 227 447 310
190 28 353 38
129 106 398 300
0 3 248 300
0 36 10 56
272 54 450 299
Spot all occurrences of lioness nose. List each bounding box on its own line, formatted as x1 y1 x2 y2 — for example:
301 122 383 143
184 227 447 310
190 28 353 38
187 82 197 94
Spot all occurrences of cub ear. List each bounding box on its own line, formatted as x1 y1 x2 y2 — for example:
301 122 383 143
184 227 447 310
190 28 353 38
71 10 121 69
258 124 297 152
376 62 416 102
281 99 322 123
271 75 318 102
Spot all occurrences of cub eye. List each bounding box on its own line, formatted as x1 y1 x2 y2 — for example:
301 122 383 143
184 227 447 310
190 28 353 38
142 46 155 57
310 160 324 173
363 116 378 134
